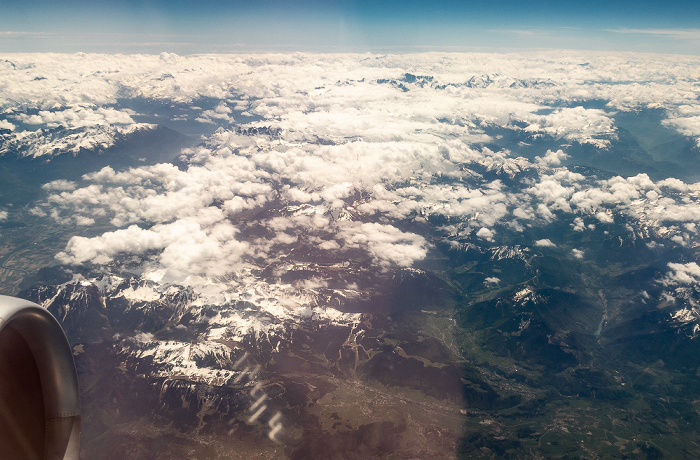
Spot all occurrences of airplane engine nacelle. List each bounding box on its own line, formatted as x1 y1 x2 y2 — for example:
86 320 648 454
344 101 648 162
0 295 80 460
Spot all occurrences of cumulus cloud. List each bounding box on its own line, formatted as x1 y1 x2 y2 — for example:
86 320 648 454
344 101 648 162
535 149 568 167
657 177 689 192
335 222 428 268
523 107 616 147
11 51 697 308
661 262 700 286
133 331 155 342
195 102 235 124
476 227 495 242
663 105 700 146
526 176 575 214
596 212 614 223
16 106 135 129
0 119 15 131
41 180 77 191
571 249 585 259
57 218 249 282
571 217 586 232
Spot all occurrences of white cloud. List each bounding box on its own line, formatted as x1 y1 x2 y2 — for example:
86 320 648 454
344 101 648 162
661 262 700 286
57 218 250 283
75 216 95 226
571 217 586 232
41 180 77 191
523 107 616 147
16 106 135 129
335 222 428 268
664 114 700 147
476 227 495 242
596 212 614 224
658 177 689 192
571 249 585 259
0 119 15 131
527 177 575 213
133 332 155 342
535 149 568 167
534 239 556 247
671 235 687 246
610 28 700 40
195 102 235 124
10 51 697 309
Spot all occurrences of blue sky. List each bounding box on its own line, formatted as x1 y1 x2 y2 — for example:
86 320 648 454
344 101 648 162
1 0 699 54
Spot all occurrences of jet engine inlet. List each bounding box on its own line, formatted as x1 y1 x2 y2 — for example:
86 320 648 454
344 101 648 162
0 295 80 460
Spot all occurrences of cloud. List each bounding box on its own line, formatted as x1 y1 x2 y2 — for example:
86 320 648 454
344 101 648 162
523 107 616 147
488 29 555 38
658 177 689 192
569 174 651 213
661 262 700 286
2 51 699 162
595 212 614 224
571 249 585 259
16 106 135 129
41 180 77 191
75 216 95 226
195 102 235 124
12 51 699 310
0 119 15 131
335 222 428 268
609 29 700 40
57 218 250 283
526 176 575 213
664 115 700 147
41 156 272 227
535 149 567 167
0 31 32 37
476 227 495 242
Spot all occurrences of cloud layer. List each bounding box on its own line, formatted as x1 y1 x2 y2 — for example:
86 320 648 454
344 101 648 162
3 51 696 313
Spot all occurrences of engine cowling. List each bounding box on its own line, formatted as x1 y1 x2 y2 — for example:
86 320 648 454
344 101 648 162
0 295 80 460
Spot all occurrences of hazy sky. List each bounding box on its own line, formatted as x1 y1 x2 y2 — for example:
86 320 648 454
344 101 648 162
1 0 699 54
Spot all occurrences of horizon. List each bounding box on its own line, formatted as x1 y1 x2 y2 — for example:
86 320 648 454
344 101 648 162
1 0 699 56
